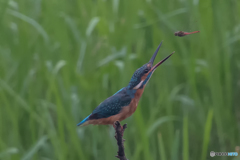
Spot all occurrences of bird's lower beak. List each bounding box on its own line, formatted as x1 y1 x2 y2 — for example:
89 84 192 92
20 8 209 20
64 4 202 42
150 51 175 72
148 42 174 72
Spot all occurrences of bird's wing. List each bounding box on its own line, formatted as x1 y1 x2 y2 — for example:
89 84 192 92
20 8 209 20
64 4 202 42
89 87 132 120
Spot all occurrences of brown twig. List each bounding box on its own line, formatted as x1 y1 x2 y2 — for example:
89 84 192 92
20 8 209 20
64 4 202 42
114 121 128 160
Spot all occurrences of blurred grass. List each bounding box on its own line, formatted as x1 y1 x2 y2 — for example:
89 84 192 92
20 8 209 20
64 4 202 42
0 0 240 160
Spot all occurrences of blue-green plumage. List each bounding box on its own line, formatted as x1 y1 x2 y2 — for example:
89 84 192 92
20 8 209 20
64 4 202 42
127 64 149 89
77 114 91 126
77 42 174 126
77 87 133 126
90 87 132 119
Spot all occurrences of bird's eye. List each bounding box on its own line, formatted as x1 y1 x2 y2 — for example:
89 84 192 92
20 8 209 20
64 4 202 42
144 69 149 73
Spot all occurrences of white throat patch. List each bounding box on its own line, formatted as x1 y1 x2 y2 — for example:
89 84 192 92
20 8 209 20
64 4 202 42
133 80 144 89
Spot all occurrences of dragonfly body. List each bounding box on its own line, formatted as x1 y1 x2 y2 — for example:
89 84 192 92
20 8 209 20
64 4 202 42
175 31 200 37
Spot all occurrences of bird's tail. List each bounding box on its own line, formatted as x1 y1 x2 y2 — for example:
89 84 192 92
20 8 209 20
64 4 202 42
77 114 91 126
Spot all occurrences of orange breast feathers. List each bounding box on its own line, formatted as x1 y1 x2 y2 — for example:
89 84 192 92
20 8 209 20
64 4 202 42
87 88 145 125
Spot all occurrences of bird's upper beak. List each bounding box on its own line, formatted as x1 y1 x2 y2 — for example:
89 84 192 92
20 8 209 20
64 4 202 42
148 42 174 72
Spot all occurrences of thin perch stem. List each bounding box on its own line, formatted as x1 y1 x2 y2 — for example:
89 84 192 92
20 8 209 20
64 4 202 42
114 121 128 160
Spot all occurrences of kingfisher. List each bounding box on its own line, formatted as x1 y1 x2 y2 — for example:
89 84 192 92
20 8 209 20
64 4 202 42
77 42 174 127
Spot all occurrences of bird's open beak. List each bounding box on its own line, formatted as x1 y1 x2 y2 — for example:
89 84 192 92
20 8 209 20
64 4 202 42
149 42 174 72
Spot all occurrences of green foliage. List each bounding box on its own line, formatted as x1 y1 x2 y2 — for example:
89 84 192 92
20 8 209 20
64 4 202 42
0 0 240 160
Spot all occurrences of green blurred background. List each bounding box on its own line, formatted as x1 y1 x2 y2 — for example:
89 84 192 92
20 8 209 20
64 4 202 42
0 0 240 160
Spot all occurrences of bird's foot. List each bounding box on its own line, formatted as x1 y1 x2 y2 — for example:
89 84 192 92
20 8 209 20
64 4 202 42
114 121 127 137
